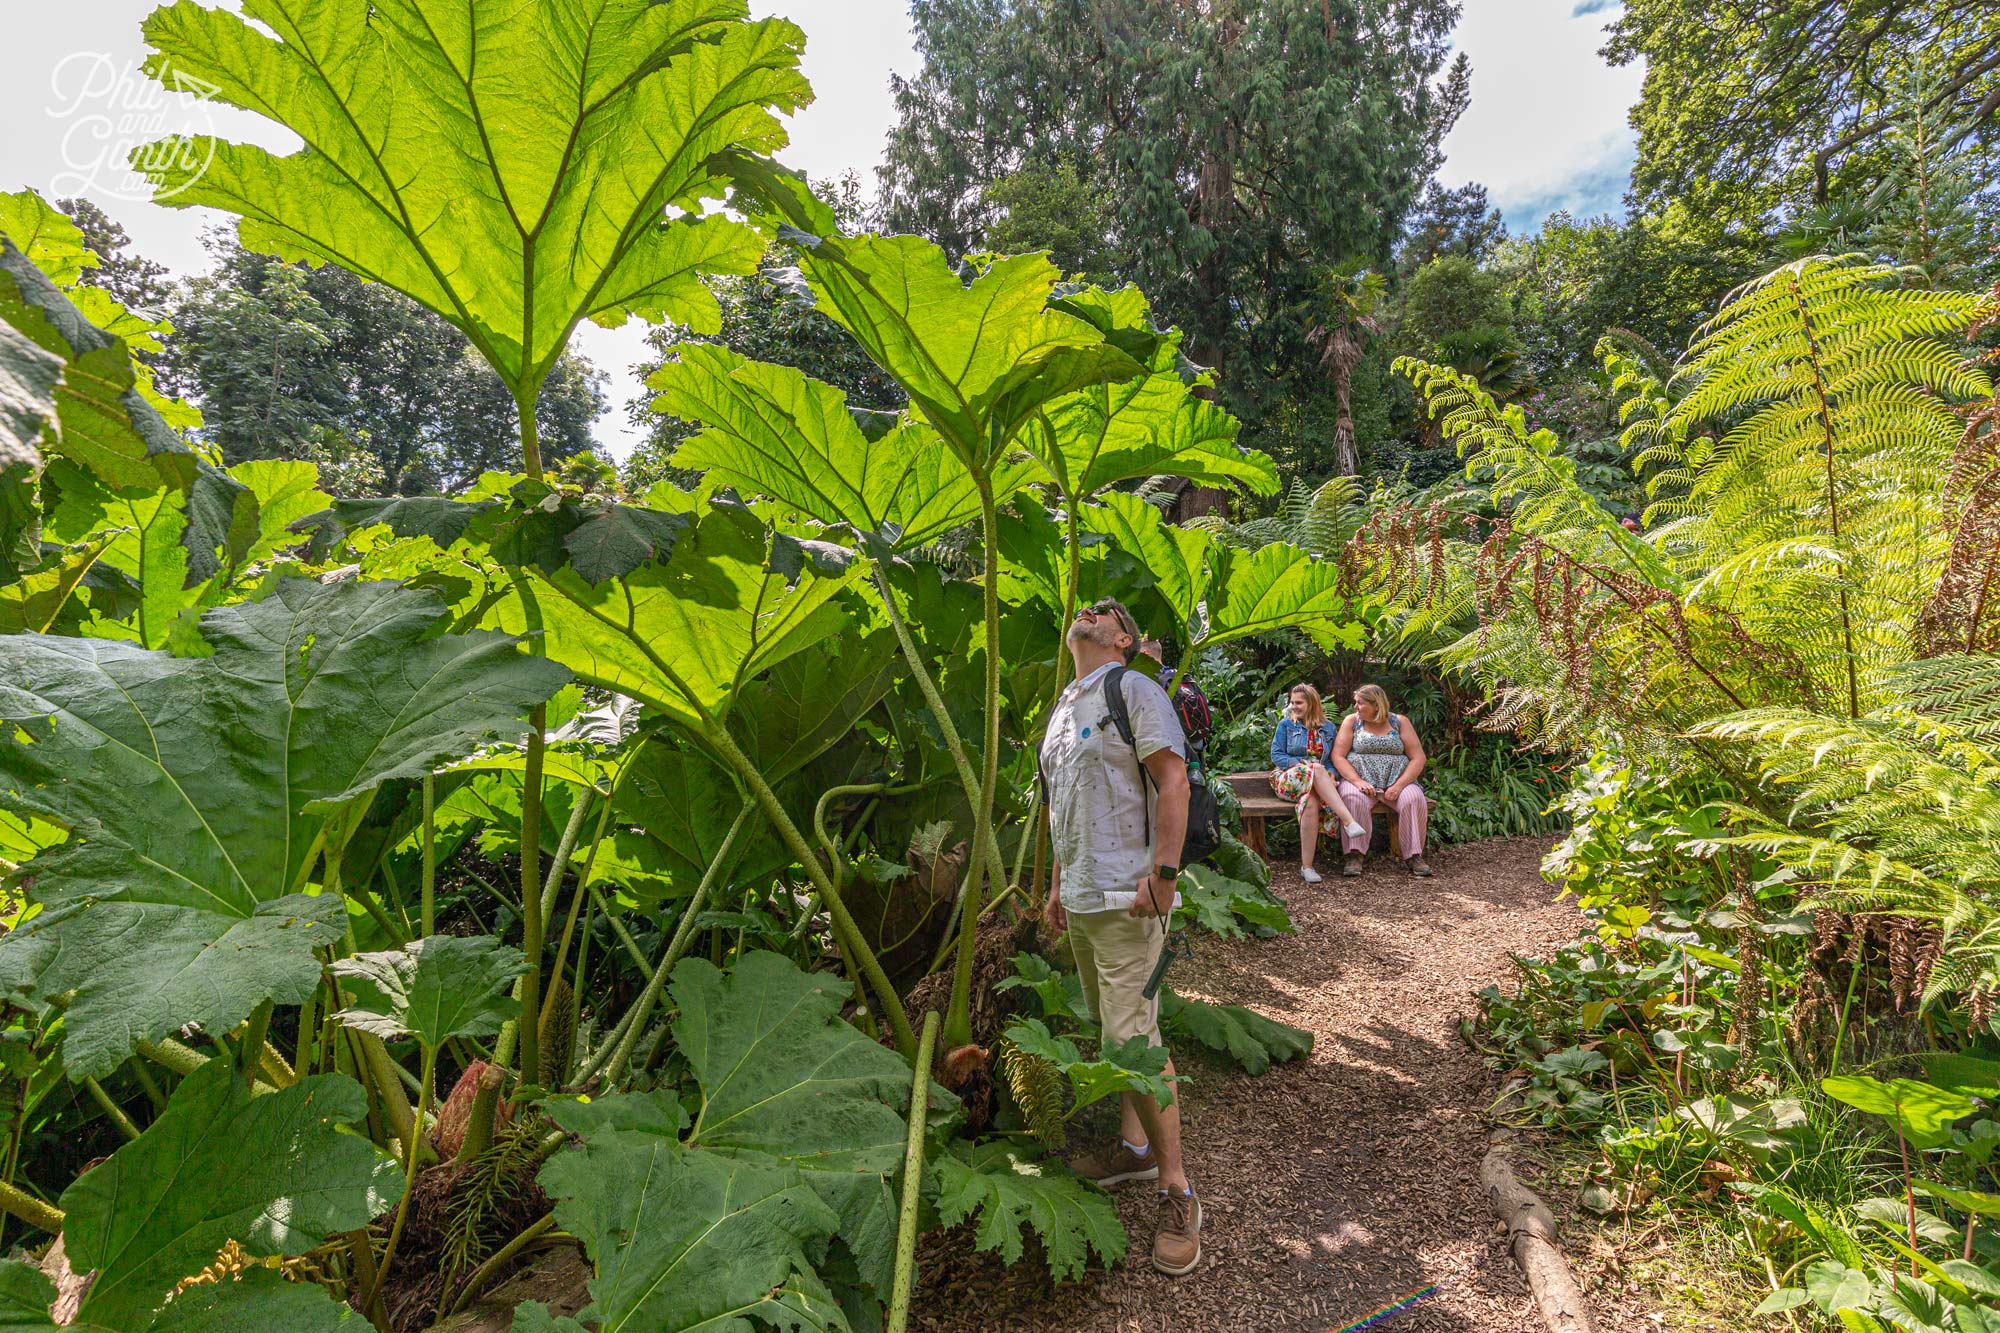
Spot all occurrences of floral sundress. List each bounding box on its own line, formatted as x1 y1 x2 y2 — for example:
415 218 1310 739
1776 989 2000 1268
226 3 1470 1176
1269 724 1331 818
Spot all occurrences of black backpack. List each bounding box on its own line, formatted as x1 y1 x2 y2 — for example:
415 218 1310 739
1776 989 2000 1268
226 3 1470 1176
1102 665 1222 867
1161 668 1214 751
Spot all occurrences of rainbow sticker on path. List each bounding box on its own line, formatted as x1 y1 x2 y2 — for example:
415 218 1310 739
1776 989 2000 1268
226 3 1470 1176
1325 1282 1439 1333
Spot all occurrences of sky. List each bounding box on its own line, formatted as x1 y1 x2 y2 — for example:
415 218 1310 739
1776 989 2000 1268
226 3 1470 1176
0 0 1644 461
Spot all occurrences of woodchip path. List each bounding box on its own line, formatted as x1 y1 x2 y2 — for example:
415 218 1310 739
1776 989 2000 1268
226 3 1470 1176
913 835 1613 1333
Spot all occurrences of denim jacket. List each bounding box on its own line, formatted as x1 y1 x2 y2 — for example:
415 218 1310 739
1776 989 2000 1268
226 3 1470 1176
1269 717 1331 768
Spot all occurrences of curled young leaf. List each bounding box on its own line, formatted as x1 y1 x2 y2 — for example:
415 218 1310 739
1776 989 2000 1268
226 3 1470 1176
331 934 527 1050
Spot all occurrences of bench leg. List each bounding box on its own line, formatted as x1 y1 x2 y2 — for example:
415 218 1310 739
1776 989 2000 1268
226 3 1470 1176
1244 816 1266 858
1389 823 1403 860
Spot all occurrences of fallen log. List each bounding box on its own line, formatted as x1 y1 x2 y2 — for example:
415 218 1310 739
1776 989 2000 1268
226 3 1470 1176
1479 1148 1597 1333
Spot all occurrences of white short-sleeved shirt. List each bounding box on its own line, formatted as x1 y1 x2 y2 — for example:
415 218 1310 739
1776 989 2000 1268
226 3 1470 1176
1041 662 1188 914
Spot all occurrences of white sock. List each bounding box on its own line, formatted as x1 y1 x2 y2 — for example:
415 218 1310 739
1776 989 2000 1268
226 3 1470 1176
1124 1139 1151 1158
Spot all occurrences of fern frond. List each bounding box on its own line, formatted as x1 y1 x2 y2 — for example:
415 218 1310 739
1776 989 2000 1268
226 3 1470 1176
1657 258 1994 716
1599 335 1685 487
1883 655 2000 743
439 1120 547 1290
998 1037 1066 1151
1700 660 2000 1007
1916 403 2000 655
1388 262 1994 761
1190 475 1364 557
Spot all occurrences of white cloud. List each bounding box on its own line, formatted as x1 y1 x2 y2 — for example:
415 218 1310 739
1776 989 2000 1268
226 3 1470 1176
1437 0 1645 232
573 0 916 460
758 0 916 190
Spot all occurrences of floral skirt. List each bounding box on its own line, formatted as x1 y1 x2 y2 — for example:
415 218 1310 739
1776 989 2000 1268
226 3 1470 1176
1269 761 1329 819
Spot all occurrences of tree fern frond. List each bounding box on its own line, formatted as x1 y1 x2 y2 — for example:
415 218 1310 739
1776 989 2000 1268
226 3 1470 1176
1389 261 1993 764
1916 401 2000 656
1883 655 2000 743
1191 474 1364 557
1700 659 2000 1004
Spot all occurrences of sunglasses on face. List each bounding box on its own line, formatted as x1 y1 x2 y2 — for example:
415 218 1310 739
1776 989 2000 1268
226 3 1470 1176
1073 602 1135 636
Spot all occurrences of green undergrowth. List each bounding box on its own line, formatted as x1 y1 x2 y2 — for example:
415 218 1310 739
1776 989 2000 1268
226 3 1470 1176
1467 722 2000 1333
1478 896 2000 1332
1513 1135 1766 1331
0 3 1358 1318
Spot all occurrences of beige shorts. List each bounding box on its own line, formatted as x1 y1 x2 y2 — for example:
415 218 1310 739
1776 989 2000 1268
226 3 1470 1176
1068 908 1169 1047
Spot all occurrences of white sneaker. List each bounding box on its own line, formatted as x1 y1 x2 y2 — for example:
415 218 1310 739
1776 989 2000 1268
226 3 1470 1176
1300 865 1322 883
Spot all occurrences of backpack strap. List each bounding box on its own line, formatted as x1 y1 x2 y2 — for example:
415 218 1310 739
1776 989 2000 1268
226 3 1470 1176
1101 665 1137 749
1100 665 1155 847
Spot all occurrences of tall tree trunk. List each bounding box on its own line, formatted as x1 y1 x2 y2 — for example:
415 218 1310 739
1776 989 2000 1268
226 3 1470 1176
1331 344 1360 476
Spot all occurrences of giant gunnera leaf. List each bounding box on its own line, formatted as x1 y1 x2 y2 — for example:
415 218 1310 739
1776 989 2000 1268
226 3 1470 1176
136 0 808 406
0 195 197 497
530 951 946 1330
787 236 1138 472
657 344 1039 548
1079 491 1363 653
0 274 59 579
58 1058 398 1330
0 192 237 589
0 189 262 600
608 741 791 903
532 1103 849 1333
1024 287 1277 506
146 1271 365 1331
494 500 859 734
673 951 931 1299
0 579 569 1077
0 1260 112 1331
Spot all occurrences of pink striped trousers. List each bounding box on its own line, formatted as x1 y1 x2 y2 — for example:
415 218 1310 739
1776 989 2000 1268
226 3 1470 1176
1336 780 1428 856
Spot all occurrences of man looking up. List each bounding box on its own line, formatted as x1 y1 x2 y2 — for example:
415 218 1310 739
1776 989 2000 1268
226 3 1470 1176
1040 597 1200 1274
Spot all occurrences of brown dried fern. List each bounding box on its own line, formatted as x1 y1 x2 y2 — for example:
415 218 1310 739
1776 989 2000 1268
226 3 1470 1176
998 1038 1066 1152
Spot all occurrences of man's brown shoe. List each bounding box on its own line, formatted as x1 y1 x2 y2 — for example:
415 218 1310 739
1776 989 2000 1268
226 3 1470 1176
1341 851 1363 877
1153 1184 1202 1274
1407 855 1434 878
1067 1139 1159 1187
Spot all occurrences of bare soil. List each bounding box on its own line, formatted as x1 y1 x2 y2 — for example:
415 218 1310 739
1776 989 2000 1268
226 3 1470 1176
911 835 1663 1333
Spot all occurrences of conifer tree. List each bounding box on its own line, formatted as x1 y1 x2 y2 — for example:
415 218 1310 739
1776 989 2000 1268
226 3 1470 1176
879 0 1465 392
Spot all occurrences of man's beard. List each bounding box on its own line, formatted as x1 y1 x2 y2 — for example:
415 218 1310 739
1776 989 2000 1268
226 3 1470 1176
1066 617 1120 652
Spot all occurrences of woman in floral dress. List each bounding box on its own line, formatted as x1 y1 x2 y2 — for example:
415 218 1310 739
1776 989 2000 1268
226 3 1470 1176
1267 684 1346 883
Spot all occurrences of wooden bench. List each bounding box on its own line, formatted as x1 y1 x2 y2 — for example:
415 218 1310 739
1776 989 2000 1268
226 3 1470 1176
1222 771 1436 861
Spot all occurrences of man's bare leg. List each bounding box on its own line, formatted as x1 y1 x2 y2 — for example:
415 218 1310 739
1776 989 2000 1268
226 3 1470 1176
1119 1059 1185 1190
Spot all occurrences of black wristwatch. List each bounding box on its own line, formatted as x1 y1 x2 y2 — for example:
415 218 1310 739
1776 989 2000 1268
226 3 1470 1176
1154 863 1180 881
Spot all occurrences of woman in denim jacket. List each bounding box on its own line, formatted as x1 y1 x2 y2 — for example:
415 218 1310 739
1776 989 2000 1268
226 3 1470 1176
1268 684 1344 883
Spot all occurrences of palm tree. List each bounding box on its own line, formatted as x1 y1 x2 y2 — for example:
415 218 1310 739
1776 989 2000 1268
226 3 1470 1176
1435 325 1530 400
1307 261 1387 476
